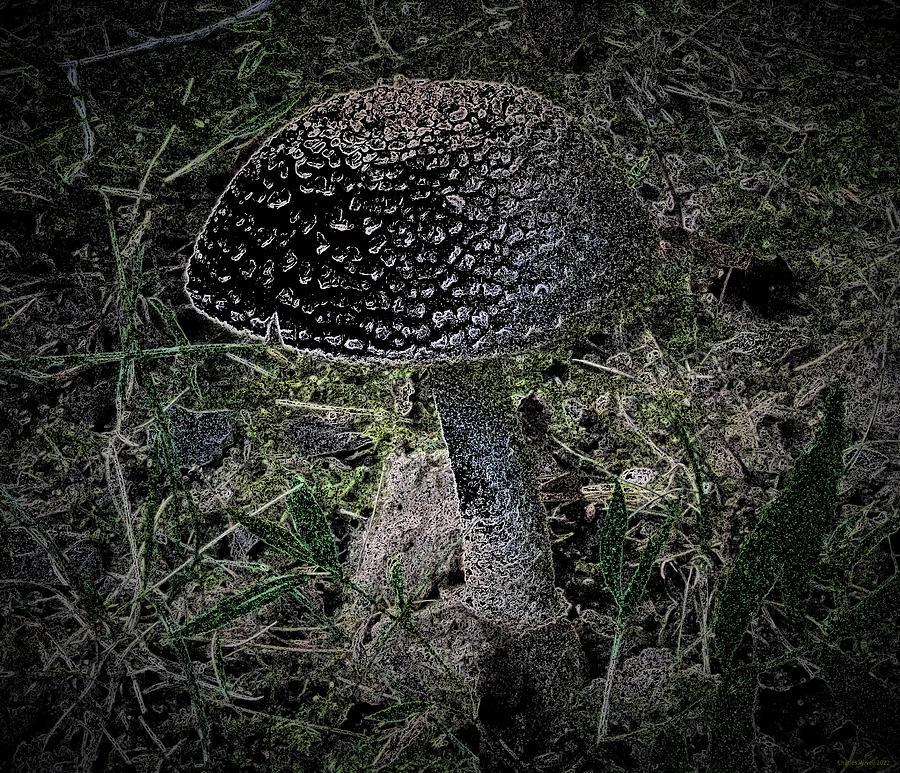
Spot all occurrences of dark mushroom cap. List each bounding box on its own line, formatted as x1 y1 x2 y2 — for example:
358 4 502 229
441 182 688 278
186 79 656 363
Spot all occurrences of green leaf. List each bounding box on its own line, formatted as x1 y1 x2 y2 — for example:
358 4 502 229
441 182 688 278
598 479 628 603
713 385 846 665
706 666 757 773
365 700 429 723
825 572 900 651
621 506 676 618
173 574 307 638
285 476 341 575
235 508 311 562
779 386 846 624
711 522 779 666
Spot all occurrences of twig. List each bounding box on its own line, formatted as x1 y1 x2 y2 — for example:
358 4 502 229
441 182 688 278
59 0 279 68
791 342 848 373
571 358 635 379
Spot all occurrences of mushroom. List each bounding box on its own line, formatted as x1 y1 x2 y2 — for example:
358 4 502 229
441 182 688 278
186 76 656 751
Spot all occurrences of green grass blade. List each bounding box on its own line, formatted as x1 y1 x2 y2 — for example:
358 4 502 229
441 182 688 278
707 665 757 773
153 594 210 763
285 476 341 575
713 385 846 665
173 573 307 638
598 479 628 604
234 508 311 562
825 572 900 650
621 506 676 618
162 90 308 183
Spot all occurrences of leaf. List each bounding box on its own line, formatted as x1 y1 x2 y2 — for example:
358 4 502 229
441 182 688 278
621 506 676 618
779 386 846 624
285 476 341 575
818 647 900 757
711 524 779 666
235 508 310 562
598 479 628 604
825 572 900 651
172 574 307 638
706 666 757 773
713 385 846 665
365 700 429 723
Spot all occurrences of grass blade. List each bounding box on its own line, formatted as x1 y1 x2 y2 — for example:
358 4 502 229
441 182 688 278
621 505 677 618
162 90 308 183
365 700 429 723
713 385 846 665
173 573 308 638
234 508 311 562
285 476 341 575
825 572 900 650
598 479 628 604
707 665 757 773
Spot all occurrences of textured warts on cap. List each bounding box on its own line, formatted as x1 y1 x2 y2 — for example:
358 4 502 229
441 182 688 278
186 79 655 362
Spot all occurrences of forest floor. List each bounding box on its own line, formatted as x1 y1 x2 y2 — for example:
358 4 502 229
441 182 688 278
1 1 898 771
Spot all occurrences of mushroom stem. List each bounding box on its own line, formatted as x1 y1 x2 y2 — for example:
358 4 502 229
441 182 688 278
431 363 559 627
431 362 584 763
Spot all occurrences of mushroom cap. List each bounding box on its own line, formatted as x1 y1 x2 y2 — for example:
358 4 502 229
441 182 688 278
186 79 656 363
